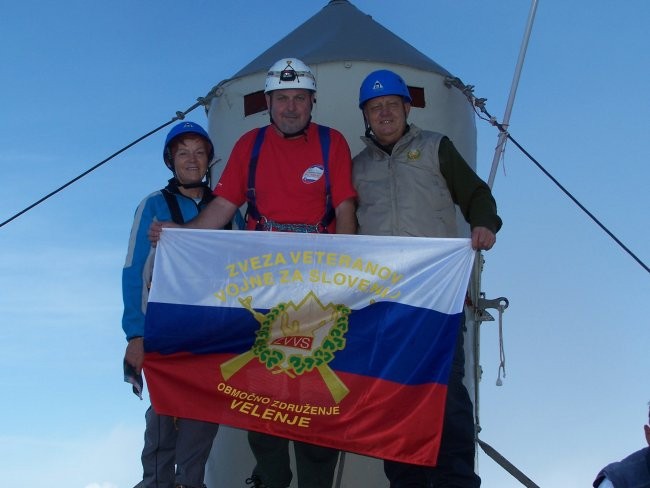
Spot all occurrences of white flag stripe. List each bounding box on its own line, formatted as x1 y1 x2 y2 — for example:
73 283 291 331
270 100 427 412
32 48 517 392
149 229 474 315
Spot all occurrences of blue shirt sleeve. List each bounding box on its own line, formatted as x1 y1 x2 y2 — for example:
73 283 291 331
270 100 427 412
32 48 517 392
121 191 168 340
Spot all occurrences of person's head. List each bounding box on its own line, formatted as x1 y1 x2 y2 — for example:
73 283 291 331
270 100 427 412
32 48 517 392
358 69 412 146
264 57 316 137
163 121 214 187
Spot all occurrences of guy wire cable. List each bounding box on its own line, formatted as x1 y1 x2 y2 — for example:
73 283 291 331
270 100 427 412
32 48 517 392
446 76 649 275
0 99 206 229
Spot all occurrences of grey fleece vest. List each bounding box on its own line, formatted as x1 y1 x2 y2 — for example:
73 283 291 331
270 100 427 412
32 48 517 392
353 125 458 237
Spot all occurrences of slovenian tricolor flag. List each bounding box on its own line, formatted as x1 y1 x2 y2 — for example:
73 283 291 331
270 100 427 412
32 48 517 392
145 229 474 466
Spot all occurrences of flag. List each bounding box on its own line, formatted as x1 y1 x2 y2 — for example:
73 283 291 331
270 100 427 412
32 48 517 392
144 228 474 466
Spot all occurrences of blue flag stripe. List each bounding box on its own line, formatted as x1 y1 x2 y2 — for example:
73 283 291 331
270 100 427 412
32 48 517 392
145 301 459 385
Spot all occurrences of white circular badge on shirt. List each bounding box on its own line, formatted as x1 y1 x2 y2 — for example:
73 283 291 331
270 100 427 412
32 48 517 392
302 165 324 184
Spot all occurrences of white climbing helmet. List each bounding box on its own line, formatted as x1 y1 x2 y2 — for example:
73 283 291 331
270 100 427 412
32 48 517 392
264 58 316 93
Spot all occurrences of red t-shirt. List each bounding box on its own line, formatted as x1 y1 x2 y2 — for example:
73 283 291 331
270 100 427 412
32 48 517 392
215 123 357 232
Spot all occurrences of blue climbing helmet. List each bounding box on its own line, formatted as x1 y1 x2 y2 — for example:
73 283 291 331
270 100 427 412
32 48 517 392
163 121 214 170
358 69 412 108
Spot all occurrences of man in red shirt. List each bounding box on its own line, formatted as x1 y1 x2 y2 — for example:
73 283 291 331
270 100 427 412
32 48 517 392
151 58 356 236
150 58 357 488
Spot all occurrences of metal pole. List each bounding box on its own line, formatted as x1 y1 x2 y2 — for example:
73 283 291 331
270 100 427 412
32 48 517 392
333 451 346 487
487 0 539 188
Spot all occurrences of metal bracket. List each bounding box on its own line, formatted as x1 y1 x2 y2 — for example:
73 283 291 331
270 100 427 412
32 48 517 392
476 294 509 323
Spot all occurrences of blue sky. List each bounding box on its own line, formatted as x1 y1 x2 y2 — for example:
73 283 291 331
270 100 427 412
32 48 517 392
1 1 648 487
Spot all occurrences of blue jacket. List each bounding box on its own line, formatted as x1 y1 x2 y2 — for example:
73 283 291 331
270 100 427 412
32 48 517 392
593 447 650 488
121 179 214 340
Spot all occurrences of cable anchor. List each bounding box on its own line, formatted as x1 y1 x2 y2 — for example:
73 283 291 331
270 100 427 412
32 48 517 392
477 294 509 386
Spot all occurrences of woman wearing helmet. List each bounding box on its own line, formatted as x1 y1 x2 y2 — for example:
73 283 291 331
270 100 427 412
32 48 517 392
123 121 221 488
163 121 215 190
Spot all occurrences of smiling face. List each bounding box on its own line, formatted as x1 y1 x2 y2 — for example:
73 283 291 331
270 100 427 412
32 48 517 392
266 88 315 136
363 94 411 146
170 134 209 186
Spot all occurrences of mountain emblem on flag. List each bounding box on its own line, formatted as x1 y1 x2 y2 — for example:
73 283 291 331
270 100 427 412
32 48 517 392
220 291 351 403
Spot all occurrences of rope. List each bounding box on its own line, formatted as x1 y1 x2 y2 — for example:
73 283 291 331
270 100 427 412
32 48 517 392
445 76 650 275
0 97 210 229
496 301 507 387
478 438 540 488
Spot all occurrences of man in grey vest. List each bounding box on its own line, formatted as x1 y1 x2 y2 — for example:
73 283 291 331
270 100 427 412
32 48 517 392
353 69 502 488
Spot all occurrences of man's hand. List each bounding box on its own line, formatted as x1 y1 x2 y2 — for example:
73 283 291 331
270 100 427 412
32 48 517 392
148 221 178 246
471 226 496 251
124 337 145 374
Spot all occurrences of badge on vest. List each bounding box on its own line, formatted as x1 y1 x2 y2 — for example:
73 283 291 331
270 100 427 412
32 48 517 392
407 149 421 161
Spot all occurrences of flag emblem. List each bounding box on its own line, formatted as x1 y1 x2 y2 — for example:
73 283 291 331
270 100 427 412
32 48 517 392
221 292 351 402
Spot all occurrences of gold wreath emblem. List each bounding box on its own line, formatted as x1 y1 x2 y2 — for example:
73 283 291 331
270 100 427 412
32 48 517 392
220 291 351 403
407 149 421 161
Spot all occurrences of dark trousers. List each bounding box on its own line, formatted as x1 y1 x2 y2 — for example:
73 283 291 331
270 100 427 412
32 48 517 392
384 323 480 488
140 406 219 488
248 431 340 488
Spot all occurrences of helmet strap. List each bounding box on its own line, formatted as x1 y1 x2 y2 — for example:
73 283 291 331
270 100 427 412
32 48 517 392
176 180 207 189
172 170 210 189
362 112 372 138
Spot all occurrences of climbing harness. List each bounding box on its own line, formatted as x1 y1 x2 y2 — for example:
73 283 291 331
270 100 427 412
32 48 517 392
161 188 185 225
160 179 218 226
245 124 334 233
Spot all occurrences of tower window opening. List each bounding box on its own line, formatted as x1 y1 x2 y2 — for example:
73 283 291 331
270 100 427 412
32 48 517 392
244 90 267 116
408 86 425 108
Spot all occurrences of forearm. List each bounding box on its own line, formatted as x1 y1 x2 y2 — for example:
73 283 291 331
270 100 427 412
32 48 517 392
184 196 238 229
334 198 357 234
439 139 502 233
